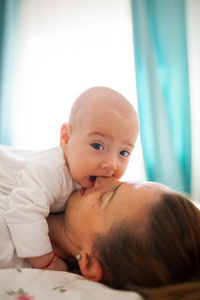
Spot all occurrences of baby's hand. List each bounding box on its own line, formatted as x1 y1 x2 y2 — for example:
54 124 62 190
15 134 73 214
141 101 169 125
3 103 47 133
44 256 69 272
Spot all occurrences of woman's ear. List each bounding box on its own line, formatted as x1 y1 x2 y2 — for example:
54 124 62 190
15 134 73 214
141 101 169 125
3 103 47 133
60 123 71 149
78 252 103 282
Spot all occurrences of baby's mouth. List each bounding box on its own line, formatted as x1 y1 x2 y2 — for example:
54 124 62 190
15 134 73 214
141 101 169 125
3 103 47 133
89 176 96 184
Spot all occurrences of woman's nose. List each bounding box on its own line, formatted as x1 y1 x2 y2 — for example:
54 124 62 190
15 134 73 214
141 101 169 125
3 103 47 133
94 176 118 190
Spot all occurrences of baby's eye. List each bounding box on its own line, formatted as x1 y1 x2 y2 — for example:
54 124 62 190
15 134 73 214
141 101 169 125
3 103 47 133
119 150 129 157
92 143 104 150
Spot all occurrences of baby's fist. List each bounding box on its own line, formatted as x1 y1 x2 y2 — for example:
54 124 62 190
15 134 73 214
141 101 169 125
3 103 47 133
45 256 69 272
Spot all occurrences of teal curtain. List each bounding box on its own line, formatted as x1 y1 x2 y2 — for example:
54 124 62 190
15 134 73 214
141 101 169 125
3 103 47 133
131 0 191 193
0 0 18 145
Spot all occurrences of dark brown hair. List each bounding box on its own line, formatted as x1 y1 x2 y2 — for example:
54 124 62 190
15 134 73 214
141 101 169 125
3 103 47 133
93 191 200 299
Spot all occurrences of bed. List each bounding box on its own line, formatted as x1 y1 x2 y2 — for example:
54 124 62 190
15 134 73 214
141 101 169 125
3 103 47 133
0 268 143 300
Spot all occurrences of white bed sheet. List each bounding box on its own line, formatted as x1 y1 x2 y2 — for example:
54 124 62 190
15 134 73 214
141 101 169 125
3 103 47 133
0 268 143 300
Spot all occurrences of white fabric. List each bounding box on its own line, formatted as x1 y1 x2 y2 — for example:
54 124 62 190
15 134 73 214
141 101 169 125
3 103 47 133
186 0 200 200
0 145 79 268
0 269 144 300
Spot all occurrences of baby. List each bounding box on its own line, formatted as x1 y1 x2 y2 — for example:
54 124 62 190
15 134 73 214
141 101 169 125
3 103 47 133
0 86 139 270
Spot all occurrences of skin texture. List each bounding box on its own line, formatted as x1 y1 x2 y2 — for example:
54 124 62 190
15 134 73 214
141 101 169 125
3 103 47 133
60 86 139 188
47 176 170 281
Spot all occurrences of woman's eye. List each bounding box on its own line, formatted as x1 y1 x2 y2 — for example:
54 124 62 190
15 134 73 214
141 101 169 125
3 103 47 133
99 192 106 203
92 143 104 150
119 150 129 157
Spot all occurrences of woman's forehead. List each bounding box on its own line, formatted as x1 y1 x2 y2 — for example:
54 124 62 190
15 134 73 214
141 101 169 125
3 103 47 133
126 180 170 192
105 181 158 224
118 181 167 208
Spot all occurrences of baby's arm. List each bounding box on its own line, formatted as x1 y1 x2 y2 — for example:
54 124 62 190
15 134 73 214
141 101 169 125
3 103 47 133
28 252 69 271
6 167 65 266
28 251 54 269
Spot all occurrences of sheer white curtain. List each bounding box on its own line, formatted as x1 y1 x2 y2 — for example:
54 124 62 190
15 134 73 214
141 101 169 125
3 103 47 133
186 0 200 200
11 0 146 182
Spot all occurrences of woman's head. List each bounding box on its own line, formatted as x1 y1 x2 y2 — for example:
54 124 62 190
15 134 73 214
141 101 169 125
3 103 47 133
92 186 200 291
64 177 168 252
64 177 172 281
64 177 200 290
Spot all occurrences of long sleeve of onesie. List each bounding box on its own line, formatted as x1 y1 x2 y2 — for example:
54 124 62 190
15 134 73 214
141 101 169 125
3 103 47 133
6 161 74 258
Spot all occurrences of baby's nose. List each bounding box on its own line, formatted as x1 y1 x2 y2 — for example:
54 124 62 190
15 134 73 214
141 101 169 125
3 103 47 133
101 157 117 171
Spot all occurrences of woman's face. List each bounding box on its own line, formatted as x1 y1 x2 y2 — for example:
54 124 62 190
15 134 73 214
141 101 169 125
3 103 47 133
65 177 170 248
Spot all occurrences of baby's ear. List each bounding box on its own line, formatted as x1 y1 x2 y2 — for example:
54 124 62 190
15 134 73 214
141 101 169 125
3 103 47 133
78 252 103 282
60 123 71 149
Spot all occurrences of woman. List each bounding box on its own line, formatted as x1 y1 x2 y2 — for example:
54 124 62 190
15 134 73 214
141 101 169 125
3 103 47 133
47 176 200 299
1 176 200 299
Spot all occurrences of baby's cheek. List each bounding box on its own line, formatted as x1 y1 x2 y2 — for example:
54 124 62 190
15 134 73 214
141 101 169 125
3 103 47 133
113 171 123 180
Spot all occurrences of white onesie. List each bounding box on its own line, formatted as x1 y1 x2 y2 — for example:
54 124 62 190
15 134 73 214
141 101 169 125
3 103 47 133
0 145 79 268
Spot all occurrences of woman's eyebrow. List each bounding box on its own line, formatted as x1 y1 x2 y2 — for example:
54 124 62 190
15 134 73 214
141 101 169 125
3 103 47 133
106 183 122 207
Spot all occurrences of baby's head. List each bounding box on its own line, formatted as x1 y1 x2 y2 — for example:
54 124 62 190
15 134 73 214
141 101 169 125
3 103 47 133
60 86 139 188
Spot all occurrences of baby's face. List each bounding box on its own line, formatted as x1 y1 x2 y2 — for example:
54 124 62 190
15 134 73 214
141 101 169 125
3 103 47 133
65 100 139 188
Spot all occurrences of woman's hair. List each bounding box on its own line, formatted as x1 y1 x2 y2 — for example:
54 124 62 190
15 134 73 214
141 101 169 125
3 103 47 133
92 190 200 299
